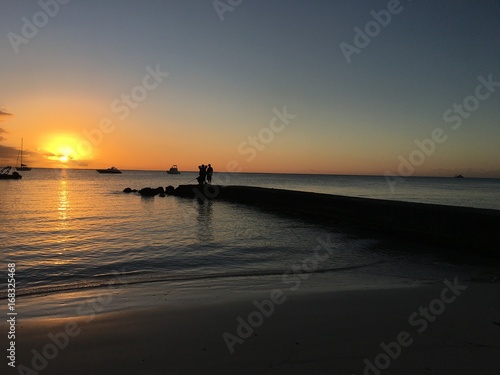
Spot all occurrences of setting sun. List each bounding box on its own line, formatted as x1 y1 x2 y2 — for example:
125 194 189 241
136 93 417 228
39 135 90 166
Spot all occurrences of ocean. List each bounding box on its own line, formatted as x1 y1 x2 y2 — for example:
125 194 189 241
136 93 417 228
1 169 499 299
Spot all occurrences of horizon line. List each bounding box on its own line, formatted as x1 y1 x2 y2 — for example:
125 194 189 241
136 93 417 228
7 167 500 179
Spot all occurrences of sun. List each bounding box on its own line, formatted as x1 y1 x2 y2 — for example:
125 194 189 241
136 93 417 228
56 147 74 164
42 135 85 165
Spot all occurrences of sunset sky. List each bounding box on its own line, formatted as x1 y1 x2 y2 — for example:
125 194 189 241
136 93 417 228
1 0 499 176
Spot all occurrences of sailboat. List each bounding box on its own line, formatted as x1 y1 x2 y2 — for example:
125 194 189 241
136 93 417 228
16 138 31 171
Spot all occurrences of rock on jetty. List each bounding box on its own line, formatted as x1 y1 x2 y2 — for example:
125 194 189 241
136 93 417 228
138 187 165 197
123 186 176 196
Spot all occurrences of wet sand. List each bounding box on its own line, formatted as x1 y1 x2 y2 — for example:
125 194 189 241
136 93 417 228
8 279 500 375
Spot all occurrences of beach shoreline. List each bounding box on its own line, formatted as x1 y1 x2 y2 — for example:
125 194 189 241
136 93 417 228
6 277 500 375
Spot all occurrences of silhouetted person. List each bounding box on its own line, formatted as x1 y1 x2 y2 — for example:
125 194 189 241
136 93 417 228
207 164 213 184
197 164 207 185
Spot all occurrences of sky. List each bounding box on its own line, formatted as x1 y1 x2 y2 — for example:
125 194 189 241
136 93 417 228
1 0 499 176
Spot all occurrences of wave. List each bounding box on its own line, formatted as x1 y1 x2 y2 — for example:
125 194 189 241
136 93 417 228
0 260 387 299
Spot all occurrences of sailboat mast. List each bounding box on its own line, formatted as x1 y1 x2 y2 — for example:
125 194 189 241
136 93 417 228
20 138 23 166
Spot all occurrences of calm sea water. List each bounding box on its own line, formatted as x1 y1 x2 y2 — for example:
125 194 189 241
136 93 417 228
1 169 499 298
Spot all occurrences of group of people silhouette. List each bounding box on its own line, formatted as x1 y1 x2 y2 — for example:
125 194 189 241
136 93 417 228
197 164 213 185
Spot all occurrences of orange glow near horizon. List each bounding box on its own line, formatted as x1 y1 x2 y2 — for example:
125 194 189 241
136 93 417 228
39 134 91 166
2 97 499 177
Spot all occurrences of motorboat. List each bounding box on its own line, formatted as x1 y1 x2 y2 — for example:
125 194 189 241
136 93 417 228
0 166 22 180
167 165 180 174
96 166 122 174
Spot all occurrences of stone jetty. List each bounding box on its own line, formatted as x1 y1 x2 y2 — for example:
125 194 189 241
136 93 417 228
124 184 500 255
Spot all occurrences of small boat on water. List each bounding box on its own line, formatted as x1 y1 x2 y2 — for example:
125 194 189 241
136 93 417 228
0 166 22 180
167 165 181 174
16 138 31 171
96 166 122 174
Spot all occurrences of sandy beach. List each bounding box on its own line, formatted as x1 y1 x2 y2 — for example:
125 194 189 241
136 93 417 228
6 276 500 375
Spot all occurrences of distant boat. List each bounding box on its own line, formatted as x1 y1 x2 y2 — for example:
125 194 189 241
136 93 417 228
0 166 22 180
167 165 181 174
454 174 465 179
96 166 122 174
16 138 31 171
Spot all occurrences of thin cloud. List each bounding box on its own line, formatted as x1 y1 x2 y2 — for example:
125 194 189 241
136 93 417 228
0 128 8 140
0 146 92 167
0 145 35 163
0 145 18 160
0 110 12 141
69 159 89 167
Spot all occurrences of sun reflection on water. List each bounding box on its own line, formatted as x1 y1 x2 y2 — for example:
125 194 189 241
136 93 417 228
55 172 71 260
58 181 69 222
